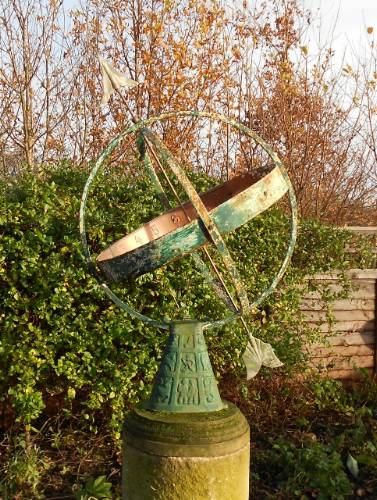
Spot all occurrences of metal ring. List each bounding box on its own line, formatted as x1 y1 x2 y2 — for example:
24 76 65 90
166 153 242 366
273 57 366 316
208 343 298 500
79 111 298 330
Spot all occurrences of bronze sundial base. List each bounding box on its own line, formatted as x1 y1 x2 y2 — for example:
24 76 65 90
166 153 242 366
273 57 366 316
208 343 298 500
143 320 225 413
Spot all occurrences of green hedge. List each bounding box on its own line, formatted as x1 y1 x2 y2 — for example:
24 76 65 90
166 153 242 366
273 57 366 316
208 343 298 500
0 164 371 436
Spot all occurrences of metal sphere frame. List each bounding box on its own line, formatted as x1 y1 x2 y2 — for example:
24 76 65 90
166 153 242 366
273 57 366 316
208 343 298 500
79 110 298 331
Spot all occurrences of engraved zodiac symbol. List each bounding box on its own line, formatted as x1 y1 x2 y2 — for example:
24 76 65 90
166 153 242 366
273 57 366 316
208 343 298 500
164 352 177 372
134 234 143 245
177 378 198 405
198 352 209 371
196 334 205 346
180 353 195 372
203 378 215 403
182 335 194 349
150 224 160 237
155 376 172 403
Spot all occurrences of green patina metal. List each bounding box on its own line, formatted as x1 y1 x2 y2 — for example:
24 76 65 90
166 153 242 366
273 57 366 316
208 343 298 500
144 320 224 412
136 131 236 312
141 128 251 314
97 164 288 283
80 110 298 331
136 133 170 208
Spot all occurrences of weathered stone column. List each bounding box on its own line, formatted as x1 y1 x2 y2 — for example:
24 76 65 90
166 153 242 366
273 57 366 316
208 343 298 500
122 320 250 500
122 402 250 500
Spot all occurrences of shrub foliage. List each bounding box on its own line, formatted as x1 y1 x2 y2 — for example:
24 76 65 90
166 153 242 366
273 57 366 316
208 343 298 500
0 164 371 435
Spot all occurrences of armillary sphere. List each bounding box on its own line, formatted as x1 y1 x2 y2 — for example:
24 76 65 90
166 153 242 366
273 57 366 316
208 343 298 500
80 110 298 333
80 110 298 412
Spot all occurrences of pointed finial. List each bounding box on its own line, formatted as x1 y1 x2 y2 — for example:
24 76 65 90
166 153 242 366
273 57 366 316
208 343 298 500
99 58 138 105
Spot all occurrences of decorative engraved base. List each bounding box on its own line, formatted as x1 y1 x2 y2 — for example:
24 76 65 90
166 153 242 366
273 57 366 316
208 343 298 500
144 320 225 412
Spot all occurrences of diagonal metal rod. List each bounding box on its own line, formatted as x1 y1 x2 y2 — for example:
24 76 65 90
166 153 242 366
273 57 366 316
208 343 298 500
114 88 252 332
150 142 255 343
143 134 240 313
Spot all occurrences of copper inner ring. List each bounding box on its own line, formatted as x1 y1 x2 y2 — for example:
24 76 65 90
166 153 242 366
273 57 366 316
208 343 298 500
97 171 265 263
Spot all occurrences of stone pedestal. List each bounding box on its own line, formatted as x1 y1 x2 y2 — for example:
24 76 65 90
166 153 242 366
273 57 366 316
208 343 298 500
122 402 250 500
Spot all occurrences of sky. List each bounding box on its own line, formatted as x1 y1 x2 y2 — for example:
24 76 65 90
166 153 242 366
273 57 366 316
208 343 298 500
301 0 377 60
63 0 377 59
